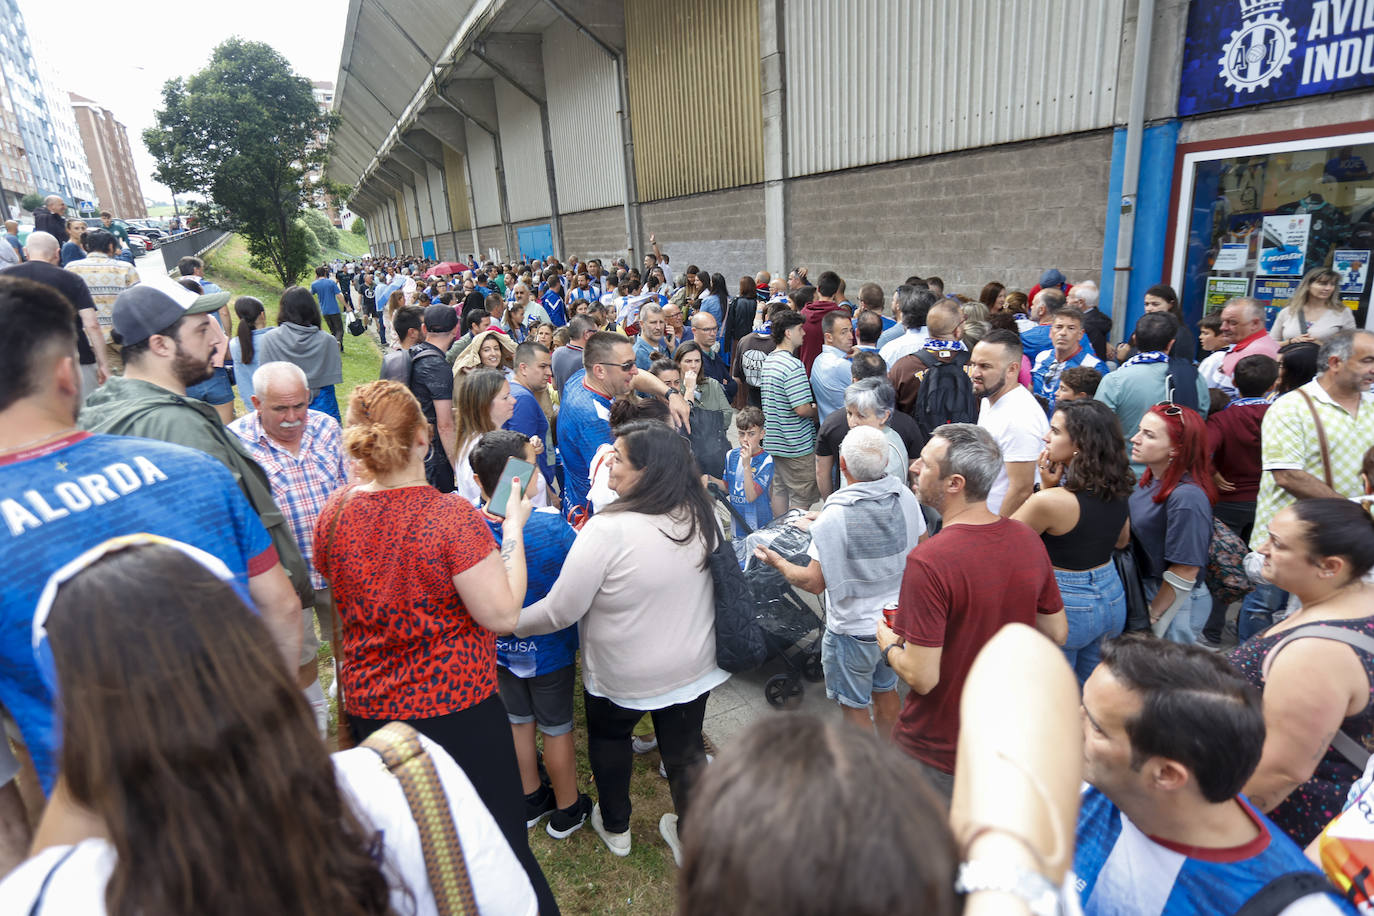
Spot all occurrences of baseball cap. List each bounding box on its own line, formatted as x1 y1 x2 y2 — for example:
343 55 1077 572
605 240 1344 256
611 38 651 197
423 304 458 333
111 277 225 345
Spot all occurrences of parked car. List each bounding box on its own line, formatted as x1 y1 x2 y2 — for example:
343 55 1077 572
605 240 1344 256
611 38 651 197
125 233 149 255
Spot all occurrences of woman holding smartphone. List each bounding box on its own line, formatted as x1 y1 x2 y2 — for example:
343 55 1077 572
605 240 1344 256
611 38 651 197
515 420 726 865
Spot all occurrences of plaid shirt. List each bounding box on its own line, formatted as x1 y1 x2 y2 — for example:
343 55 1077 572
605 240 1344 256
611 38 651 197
229 409 347 589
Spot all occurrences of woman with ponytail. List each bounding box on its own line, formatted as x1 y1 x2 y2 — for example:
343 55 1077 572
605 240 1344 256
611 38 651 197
1127 402 1217 644
1228 498 1374 846
227 296 268 403
311 380 560 914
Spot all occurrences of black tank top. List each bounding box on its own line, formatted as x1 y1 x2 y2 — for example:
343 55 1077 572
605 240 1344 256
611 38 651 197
1040 490 1130 570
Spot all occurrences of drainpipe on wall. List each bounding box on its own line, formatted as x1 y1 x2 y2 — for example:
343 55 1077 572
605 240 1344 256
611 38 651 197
1112 0 1156 343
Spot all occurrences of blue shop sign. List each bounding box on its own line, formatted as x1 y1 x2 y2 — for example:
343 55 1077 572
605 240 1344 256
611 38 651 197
1181 0 1374 116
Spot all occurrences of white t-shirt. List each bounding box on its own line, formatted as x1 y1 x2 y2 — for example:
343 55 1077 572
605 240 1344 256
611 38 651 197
0 736 537 916
978 385 1048 515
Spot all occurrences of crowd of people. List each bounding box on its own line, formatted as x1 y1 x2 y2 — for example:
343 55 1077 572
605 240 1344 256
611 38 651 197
2 228 1374 915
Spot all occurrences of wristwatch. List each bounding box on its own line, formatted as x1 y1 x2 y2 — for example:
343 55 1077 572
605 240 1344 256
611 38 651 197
955 860 1062 916
882 642 903 664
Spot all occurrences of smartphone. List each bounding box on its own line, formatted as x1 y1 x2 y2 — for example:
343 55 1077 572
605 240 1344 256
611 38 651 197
487 457 535 517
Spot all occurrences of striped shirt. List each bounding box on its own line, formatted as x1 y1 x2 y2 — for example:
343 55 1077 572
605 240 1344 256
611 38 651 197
229 409 348 589
1074 785 1353 915
760 348 816 458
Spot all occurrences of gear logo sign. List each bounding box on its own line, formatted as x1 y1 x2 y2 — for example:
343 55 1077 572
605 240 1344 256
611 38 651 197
1218 0 1297 92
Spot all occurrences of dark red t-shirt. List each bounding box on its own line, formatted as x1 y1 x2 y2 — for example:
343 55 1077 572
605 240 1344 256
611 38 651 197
314 486 498 719
892 518 1062 773
1206 403 1269 503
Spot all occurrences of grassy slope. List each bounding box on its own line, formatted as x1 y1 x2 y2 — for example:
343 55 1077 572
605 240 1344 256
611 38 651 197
204 233 680 914
202 234 381 413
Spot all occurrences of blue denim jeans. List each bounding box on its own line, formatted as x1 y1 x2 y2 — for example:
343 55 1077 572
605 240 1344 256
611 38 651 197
1055 562 1127 686
1143 576 1213 644
1238 580 1289 641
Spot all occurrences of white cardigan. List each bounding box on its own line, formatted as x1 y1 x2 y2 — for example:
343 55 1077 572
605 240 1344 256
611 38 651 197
516 510 726 704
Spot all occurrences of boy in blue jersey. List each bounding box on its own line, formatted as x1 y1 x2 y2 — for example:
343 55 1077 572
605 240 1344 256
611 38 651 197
470 430 591 840
1075 636 1353 915
704 407 773 537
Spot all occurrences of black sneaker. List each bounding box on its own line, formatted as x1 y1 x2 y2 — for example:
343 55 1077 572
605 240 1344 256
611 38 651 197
525 784 555 828
546 793 593 839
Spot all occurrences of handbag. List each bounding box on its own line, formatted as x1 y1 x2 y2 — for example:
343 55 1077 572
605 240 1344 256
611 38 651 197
706 530 768 672
1207 515 1255 606
347 314 367 336
1113 542 1151 633
361 722 479 915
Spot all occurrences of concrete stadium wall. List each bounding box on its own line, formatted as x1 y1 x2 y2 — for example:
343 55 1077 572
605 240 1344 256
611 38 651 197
638 185 766 285
786 129 1113 295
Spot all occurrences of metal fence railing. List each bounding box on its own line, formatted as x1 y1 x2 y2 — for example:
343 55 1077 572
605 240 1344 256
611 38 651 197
154 228 231 271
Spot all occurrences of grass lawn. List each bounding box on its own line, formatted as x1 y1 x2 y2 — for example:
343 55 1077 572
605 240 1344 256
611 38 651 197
210 233 682 913
201 234 383 414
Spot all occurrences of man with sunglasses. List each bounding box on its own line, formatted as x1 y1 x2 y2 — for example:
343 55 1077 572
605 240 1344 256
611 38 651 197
0 276 302 870
558 331 688 522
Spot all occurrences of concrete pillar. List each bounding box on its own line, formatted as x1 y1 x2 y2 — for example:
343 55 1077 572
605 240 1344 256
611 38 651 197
760 0 788 276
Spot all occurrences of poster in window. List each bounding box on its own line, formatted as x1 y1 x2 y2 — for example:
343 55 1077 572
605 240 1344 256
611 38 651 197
1335 249 1370 294
1206 277 1252 312
1258 214 1310 277
1213 243 1250 271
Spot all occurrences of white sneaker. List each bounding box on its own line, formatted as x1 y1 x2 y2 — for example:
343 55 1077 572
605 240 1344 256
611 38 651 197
660 753 712 778
659 813 683 867
631 735 658 754
590 803 631 857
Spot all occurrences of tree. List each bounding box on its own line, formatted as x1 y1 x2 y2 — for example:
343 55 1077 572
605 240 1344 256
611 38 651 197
351 217 367 236
301 208 340 251
20 192 42 212
143 39 337 286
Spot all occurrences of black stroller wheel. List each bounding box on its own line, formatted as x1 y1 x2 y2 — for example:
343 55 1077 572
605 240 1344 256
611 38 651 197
764 673 803 709
802 651 824 682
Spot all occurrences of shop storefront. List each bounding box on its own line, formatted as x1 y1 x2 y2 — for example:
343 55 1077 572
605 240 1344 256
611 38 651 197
1164 0 1374 329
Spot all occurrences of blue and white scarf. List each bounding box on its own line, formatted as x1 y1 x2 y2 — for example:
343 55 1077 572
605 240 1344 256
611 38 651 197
1120 350 1170 370
1228 396 1271 408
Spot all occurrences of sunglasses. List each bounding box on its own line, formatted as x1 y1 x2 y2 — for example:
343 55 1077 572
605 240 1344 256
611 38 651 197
1154 400 1184 417
598 360 637 372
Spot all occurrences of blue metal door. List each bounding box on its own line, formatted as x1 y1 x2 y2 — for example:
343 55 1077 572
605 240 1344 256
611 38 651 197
517 223 553 261
422 238 437 259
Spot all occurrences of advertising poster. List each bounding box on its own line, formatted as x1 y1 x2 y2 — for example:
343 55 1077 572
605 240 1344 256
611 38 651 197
1213 243 1249 271
1180 0 1374 117
1205 277 1252 313
1258 214 1310 277
1254 278 1302 327
1335 249 1370 295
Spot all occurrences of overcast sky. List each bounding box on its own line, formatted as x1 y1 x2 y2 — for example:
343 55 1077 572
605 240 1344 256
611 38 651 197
18 0 349 204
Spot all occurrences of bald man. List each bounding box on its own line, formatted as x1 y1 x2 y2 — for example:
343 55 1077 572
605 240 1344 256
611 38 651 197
0 231 108 394
33 195 68 244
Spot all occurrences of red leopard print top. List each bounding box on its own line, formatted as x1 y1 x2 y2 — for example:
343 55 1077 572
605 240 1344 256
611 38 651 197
314 485 498 719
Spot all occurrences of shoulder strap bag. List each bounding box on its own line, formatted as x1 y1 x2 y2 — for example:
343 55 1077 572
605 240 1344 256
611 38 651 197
322 485 358 750
361 722 479 915
1262 623 1374 770
1295 388 1335 489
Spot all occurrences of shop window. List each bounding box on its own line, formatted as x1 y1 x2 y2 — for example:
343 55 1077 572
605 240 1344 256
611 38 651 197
1179 134 1374 329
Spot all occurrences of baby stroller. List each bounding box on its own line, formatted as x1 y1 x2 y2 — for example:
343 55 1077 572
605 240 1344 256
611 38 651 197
707 485 825 708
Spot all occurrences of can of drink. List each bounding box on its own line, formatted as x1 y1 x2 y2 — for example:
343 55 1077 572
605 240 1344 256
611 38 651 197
882 602 898 629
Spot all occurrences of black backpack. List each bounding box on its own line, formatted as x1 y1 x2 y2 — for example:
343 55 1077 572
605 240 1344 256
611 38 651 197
909 348 977 438
379 343 443 384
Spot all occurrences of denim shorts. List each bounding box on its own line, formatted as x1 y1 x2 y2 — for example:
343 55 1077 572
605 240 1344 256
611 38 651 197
821 628 897 709
185 366 234 405
497 665 575 736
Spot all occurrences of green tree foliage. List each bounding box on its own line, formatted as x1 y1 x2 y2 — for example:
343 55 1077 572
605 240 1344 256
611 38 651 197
143 39 337 286
350 217 367 236
301 208 340 250
295 218 324 264
20 192 42 212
